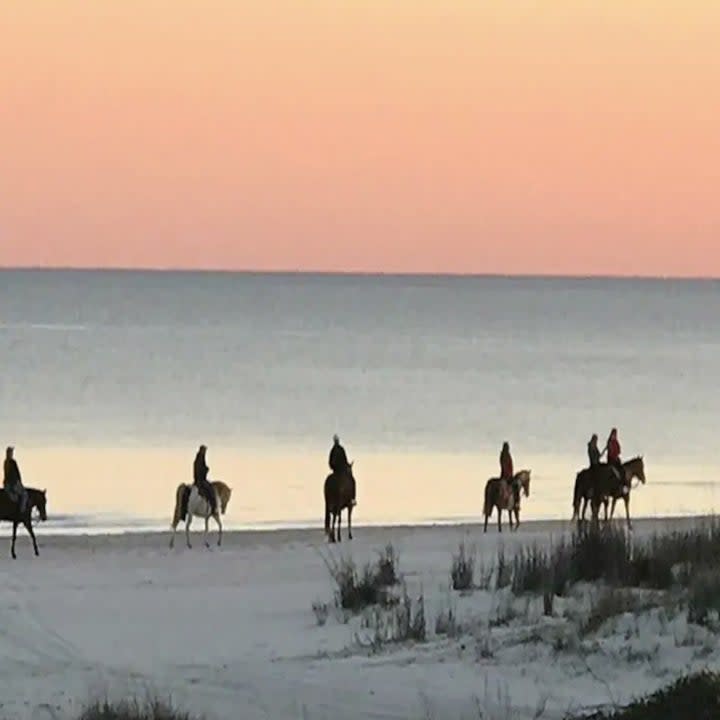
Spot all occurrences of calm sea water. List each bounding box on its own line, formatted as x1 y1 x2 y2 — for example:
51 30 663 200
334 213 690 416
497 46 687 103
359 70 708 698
1 270 719 533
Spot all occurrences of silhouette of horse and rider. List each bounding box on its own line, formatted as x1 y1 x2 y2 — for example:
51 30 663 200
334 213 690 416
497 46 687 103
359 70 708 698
1 446 48 559
483 441 532 533
573 428 646 530
168 444 233 549
3 423 647 556
324 434 357 543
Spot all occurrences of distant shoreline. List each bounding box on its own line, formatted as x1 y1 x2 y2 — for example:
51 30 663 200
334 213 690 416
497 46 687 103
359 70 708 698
1 266 718 282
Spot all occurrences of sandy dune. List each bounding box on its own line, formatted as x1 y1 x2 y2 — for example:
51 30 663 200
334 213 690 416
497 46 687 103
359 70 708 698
1 516 717 720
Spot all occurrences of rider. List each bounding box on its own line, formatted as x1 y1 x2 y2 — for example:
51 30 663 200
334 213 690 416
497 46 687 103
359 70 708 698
3 446 27 515
587 434 601 468
329 434 355 505
604 428 623 481
193 444 217 514
500 441 514 481
499 441 519 506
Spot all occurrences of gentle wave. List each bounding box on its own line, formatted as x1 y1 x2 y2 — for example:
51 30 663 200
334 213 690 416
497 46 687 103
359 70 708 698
0 322 89 332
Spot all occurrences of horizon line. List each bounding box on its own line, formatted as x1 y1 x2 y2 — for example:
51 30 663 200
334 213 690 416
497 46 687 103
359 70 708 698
1 264 719 282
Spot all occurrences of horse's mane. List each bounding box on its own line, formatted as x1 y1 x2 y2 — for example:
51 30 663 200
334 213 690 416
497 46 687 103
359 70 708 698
624 455 643 465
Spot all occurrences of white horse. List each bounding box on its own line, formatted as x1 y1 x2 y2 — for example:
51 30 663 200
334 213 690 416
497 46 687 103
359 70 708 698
169 480 232 549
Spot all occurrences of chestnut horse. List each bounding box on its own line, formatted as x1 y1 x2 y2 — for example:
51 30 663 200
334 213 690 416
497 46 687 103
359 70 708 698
483 470 531 533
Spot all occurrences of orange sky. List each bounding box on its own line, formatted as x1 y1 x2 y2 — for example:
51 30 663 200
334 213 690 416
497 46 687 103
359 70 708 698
1 1 719 276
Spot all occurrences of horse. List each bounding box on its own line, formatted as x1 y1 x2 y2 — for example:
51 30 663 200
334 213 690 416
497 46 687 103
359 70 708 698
572 456 646 530
324 462 356 543
169 480 232 549
483 470 531 533
0 487 48 559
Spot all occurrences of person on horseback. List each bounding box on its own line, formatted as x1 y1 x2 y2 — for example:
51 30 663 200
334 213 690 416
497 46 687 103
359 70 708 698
193 444 217 515
3 446 27 515
604 428 624 482
499 441 519 506
329 434 355 505
587 434 601 468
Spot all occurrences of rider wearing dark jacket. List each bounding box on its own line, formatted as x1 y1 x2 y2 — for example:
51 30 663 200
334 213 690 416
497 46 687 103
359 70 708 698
588 434 601 467
329 435 349 474
193 445 217 514
329 434 355 504
3 446 27 514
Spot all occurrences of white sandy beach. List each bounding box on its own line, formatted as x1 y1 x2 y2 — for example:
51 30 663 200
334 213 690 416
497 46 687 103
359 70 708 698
1 517 718 720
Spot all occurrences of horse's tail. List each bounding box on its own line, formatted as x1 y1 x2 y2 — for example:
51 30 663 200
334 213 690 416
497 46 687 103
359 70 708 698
483 480 494 517
172 484 186 527
571 472 582 519
324 475 333 535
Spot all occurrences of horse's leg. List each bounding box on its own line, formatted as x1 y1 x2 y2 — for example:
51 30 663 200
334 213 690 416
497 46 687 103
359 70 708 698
11 521 18 559
25 519 39 556
347 504 353 540
203 512 211 548
624 496 632 531
216 512 223 547
609 497 618 521
170 519 177 549
497 505 502 533
580 497 590 531
337 509 342 542
186 513 193 549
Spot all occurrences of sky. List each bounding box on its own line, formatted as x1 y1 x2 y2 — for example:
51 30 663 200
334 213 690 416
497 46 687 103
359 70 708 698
1 1 719 277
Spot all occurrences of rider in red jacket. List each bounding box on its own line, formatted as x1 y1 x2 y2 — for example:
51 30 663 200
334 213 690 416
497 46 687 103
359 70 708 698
605 428 623 480
500 442 513 481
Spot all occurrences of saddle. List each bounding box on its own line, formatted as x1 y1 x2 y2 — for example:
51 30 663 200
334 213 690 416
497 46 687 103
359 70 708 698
492 477 515 508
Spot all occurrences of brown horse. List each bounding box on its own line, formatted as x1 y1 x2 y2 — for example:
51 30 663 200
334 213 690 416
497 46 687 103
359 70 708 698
572 456 646 530
0 487 48 559
483 470 531 533
324 462 356 543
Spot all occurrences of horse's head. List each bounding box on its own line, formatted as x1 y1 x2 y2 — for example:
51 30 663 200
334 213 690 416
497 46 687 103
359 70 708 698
30 488 48 521
626 456 646 485
215 482 232 514
518 469 531 497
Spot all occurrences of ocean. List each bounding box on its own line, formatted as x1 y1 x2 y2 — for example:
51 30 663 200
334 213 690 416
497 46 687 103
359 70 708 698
1 269 719 534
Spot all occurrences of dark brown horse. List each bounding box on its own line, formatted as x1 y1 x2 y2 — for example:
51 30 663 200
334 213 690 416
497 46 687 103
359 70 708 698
483 470 531 533
324 462 356 543
572 456 646 530
0 487 48 559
